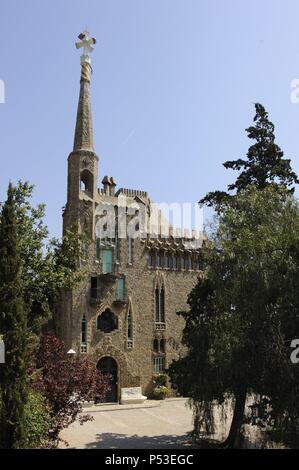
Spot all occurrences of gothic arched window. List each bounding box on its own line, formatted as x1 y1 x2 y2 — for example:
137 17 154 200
160 287 165 323
155 288 160 322
155 285 165 324
127 309 133 344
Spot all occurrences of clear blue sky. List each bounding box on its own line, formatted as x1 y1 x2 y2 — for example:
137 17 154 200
1 0 299 238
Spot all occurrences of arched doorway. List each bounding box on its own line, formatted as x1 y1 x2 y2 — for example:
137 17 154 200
97 356 118 403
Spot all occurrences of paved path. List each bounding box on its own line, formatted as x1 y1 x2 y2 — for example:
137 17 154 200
60 398 194 449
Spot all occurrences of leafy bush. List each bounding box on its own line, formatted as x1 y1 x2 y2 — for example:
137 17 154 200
22 390 53 448
152 385 170 400
153 374 168 387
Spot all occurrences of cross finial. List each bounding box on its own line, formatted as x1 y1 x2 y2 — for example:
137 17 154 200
75 31 96 65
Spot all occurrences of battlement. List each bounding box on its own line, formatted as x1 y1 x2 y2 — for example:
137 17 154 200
115 188 148 198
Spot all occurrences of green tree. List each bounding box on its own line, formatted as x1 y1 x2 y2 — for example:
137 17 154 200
169 187 299 448
0 181 87 448
0 183 27 448
12 181 86 334
200 103 299 206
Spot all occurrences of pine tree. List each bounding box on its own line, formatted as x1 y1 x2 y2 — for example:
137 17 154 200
0 183 27 448
200 103 299 206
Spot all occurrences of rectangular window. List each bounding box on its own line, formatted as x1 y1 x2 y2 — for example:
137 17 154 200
154 356 165 373
128 237 133 264
116 278 125 301
102 249 113 273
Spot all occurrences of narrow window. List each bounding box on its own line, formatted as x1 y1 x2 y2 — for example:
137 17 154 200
173 256 177 269
160 338 165 353
81 315 87 344
128 237 133 264
164 254 169 268
160 287 165 323
148 253 153 267
127 309 133 346
115 215 120 263
155 288 160 322
153 338 159 352
81 315 87 353
168 255 173 269
156 253 161 268
116 277 125 301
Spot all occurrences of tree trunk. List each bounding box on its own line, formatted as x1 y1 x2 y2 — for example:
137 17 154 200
222 388 247 449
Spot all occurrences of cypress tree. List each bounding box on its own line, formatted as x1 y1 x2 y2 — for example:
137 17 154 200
200 103 299 206
0 183 27 448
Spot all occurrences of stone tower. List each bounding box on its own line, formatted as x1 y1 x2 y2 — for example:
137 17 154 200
63 31 98 240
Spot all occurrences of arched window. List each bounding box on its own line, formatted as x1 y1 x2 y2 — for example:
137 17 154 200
97 309 118 333
156 253 161 268
164 254 169 268
81 315 87 353
127 309 133 346
155 285 165 324
80 169 93 197
160 287 165 323
81 315 87 343
173 256 177 269
168 255 173 269
148 253 153 267
155 288 160 322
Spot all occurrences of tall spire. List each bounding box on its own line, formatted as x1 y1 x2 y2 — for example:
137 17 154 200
73 31 97 152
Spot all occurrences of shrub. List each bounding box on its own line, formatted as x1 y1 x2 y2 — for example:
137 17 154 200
152 385 170 400
22 390 53 448
153 373 168 387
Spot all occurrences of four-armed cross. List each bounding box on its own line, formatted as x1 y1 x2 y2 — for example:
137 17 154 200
75 31 96 65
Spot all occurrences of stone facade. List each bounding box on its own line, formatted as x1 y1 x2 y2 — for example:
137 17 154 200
56 48 203 400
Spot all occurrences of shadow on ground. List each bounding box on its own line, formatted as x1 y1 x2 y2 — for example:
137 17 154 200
68 432 195 449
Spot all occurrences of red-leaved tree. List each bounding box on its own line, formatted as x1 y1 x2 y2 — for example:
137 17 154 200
33 333 110 447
